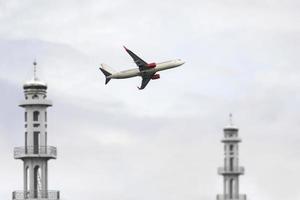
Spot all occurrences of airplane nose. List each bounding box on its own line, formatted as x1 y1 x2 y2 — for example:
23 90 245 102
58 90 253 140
180 61 185 65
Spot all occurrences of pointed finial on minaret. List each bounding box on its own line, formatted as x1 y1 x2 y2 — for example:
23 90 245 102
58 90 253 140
224 113 238 130
23 59 47 90
229 113 233 126
33 60 37 81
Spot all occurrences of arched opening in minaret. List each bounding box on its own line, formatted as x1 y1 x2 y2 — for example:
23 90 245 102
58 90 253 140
229 178 234 198
33 166 42 198
25 166 30 194
33 111 40 121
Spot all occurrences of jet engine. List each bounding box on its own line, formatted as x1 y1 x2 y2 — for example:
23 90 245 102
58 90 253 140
152 74 160 80
147 63 156 68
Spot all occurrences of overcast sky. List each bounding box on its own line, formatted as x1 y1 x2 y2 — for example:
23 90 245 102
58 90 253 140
0 1 299 200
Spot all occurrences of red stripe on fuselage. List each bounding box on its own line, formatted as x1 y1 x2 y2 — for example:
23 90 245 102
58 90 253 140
147 63 156 68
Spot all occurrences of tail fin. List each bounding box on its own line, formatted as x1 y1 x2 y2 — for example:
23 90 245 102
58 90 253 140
99 64 116 84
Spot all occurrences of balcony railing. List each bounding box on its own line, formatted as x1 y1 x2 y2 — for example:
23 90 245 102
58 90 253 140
218 167 244 175
14 146 57 159
221 137 241 143
19 99 52 107
12 190 60 200
217 194 246 200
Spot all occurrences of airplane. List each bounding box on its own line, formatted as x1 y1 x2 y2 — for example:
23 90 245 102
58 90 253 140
99 46 185 90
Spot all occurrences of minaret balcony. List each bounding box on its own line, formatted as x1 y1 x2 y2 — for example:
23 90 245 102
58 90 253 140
12 190 60 200
221 137 241 143
217 194 247 200
14 146 57 159
19 99 52 107
218 167 244 175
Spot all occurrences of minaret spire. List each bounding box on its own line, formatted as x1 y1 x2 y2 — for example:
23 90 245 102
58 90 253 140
229 113 233 126
33 60 37 81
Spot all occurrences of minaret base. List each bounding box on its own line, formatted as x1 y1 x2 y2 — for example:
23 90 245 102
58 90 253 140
217 194 247 200
12 190 60 200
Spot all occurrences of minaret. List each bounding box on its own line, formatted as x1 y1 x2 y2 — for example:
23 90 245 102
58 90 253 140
12 62 60 200
217 114 246 200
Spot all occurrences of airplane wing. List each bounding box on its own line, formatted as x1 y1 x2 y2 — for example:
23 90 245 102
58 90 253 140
124 46 148 71
138 73 155 90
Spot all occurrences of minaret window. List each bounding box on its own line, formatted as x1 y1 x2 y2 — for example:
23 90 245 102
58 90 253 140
25 132 28 149
32 94 39 99
25 112 27 122
229 144 234 155
45 112 47 122
33 111 40 121
45 132 47 146
33 132 40 154
230 157 234 170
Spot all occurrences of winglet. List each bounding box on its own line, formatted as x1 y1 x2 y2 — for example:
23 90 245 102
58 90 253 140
123 46 128 51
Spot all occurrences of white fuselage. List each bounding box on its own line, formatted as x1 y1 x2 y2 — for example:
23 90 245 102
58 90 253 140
108 59 185 79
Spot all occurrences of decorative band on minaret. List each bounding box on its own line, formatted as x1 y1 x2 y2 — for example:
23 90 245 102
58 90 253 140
217 114 246 200
12 62 60 200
